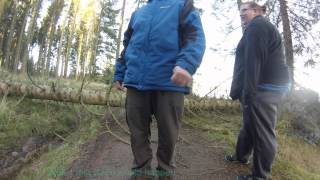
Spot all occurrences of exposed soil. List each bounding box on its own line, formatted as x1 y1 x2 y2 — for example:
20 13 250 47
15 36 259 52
60 119 250 180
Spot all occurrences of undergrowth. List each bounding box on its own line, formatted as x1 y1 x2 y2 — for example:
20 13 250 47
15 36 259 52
183 106 320 180
0 94 105 179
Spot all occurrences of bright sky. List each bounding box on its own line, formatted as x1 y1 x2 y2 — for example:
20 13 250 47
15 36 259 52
192 0 240 97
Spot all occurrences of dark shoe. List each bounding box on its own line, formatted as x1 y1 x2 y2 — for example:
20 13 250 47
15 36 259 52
156 167 175 180
128 175 155 180
225 154 249 165
129 168 156 180
236 174 266 180
158 176 174 180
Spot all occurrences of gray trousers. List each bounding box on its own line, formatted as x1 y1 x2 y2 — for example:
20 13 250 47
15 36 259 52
236 91 284 178
125 87 184 174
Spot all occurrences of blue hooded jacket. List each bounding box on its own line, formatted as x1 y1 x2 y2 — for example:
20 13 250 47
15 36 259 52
113 0 206 93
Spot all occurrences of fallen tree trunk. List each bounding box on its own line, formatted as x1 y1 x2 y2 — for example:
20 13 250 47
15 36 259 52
0 81 123 106
0 81 240 112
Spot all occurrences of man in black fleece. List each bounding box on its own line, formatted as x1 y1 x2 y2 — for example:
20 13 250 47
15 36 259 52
225 1 290 180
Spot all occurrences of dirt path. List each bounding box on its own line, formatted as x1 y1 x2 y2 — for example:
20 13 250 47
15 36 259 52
61 121 249 180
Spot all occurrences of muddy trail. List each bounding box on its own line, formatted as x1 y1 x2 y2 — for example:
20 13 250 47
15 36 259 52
59 118 249 180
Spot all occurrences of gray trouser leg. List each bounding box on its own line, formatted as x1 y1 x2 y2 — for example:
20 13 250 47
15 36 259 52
126 88 184 175
153 91 184 173
238 91 284 178
235 103 254 162
126 88 153 171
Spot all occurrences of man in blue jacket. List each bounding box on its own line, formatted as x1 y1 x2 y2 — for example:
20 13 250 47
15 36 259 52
113 0 205 179
225 1 290 180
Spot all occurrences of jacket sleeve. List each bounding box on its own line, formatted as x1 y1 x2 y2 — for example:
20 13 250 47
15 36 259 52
113 13 135 82
230 56 244 100
175 9 206 75
243 24 268 103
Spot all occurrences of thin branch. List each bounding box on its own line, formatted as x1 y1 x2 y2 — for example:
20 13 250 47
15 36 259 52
54 131 70 143
199 76 232 102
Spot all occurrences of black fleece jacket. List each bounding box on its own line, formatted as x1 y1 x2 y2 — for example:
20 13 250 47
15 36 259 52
230 16 289 101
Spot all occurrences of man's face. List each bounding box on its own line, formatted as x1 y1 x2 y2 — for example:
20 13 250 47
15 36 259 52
239 4 259 26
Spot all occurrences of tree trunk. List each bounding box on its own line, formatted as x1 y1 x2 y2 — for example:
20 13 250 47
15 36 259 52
76 33 84 79
0 0 8 21
64 2 80 78
45 0 64 76
4 1 17 71
21 0 42 73
13 4 30 73
56 27 64 77
0 0 8 67
0 81 118 106
0 81 239 112
279 0 294 85
84 41 92 76
116 0 126 60
55 1 71 77
37 41 46 73
90 7 104 76
82 32 89 77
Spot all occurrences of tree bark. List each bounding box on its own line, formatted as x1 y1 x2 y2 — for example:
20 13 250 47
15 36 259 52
279 0 294 84
4 1 17 71
37 40 46 73
115 0 126 60
45 0 64 76
76 33 84 79
56 26 64 77
0 81 239 112
0 0 9 67
21 0 42 73
13 4 30 73
63 1 80 78
0 81 119 106
89 6 104 76
0 0 8 22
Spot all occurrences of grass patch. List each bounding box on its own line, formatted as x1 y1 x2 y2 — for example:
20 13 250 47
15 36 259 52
184 109 320 180
272 135 320 180
0 93 105 179
0 69 109 90
0 95 104 151
16 118 102 180
183 110 242 150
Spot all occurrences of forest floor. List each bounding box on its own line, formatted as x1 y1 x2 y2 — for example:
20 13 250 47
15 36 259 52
2 95 319 180
60 120 249 180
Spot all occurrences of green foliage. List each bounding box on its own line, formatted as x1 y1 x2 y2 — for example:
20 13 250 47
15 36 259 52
0 93 104 179
0 94 104 151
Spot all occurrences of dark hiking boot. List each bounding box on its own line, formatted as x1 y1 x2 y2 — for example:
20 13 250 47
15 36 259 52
156 167 175 180
158 176 174 180
225 154 250 165
128 168 156 180
128 175 155 180
236 174 266 180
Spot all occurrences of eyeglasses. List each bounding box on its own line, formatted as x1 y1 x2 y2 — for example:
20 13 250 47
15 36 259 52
240 8 255 14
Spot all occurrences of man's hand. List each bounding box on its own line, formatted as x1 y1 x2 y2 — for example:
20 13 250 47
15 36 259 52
171 66 192 86
114 81 125 91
